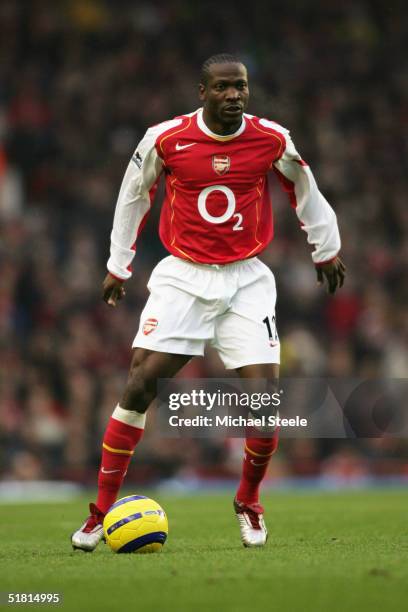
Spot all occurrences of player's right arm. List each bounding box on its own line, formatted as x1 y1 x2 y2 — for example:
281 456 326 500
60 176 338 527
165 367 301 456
103 127 164 306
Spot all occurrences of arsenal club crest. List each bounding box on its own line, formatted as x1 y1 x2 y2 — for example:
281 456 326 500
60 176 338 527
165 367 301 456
143 318 158 335
212 154 230 175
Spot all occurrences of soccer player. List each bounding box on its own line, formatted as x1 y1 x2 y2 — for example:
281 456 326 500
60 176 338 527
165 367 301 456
72 53 345 551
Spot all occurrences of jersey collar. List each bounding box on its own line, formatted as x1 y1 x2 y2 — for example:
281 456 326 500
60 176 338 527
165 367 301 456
196 108 246 141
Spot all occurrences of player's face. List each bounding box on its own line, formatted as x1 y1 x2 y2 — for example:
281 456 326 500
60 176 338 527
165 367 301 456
199 63 249 128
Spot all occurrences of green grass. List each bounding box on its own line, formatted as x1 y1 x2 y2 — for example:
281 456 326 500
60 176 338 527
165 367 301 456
0 491 407 611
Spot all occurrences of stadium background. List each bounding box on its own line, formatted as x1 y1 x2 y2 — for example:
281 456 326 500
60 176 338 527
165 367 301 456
0 0 407 494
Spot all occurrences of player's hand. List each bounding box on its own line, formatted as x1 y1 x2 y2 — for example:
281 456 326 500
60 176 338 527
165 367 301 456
102 273 126 307
315 256 346 295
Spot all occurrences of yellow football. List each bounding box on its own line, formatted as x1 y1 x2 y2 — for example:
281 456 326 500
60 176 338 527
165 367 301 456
103 495 168 553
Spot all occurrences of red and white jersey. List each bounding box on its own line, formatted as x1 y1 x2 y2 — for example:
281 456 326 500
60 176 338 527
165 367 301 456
107 108 340 279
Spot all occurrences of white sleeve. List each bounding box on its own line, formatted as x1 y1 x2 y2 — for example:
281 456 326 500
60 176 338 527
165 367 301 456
273 128 341 264
107 128 163 280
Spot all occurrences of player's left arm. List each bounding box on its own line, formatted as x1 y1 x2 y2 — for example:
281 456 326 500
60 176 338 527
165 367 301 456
273 131 346 294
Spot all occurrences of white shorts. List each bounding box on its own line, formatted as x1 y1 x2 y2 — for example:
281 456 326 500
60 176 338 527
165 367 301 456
133 255 280 369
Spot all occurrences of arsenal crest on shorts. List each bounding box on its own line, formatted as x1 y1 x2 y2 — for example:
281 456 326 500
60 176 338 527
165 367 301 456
143 318 158 335
212 154 230 175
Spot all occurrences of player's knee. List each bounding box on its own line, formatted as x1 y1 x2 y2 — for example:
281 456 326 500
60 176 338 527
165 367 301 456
249 403 279 421
248 400 280 434
247 379 279 420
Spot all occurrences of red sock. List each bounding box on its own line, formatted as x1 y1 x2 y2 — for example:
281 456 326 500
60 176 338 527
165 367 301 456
236 431 279 506
96 412 144 514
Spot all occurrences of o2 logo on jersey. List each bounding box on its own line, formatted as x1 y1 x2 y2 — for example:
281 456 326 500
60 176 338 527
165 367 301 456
197 185 243 231
143 318 158 335
212 155 230 175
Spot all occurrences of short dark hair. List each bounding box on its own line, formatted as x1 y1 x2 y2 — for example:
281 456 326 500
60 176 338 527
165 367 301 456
200 53 243 85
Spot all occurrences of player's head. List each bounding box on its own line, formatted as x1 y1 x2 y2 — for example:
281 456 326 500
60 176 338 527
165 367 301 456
199 53 249 127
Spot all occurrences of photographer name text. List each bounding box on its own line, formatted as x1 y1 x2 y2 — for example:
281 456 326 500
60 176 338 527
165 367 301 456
168 415 308 428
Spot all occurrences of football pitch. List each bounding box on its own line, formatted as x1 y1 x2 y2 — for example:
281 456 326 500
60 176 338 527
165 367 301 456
1 490 407 612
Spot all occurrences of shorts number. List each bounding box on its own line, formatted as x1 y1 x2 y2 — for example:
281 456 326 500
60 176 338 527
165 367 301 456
198 185 243 230
263 315 278 342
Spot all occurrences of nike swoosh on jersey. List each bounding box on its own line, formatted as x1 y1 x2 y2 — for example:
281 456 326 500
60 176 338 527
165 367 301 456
101 467 120 474
250 459 269 466
175 142 197 150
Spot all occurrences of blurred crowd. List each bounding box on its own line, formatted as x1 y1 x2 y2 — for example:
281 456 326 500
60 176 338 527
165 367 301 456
0 0 407 486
